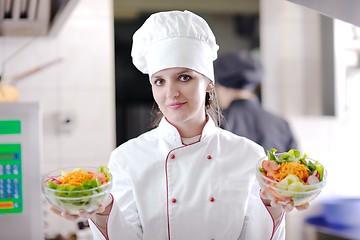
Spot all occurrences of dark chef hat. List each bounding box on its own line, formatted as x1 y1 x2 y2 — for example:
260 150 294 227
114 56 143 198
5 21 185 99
214 51 263 90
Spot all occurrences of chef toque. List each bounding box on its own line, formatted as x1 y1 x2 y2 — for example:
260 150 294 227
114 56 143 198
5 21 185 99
131 10 219 81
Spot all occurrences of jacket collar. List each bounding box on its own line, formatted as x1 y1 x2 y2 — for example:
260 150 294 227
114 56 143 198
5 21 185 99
157 116 217 146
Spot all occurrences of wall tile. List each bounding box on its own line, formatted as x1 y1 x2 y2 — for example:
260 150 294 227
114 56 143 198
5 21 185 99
56 18 114 89
56 89 115 166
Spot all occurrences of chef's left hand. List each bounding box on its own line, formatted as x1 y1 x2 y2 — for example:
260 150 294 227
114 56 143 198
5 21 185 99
49 203 108 222
260 189 310 212
49 196 113 221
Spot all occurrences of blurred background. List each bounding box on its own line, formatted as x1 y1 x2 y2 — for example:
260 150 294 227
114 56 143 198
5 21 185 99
0 0 359 239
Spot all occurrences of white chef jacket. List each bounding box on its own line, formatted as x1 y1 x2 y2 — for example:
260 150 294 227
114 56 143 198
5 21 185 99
89 117 285 240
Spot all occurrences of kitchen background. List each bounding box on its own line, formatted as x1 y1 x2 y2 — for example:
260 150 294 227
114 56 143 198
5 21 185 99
0 0 359 239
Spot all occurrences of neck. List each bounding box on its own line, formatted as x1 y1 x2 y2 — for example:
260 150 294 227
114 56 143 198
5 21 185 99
222 89 257 109
170 116 207 138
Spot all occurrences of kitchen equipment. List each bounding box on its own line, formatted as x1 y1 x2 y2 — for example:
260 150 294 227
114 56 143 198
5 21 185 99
0 103 42 240
322 197 360 228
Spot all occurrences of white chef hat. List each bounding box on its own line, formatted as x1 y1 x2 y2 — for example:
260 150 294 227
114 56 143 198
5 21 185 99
131 10 219 81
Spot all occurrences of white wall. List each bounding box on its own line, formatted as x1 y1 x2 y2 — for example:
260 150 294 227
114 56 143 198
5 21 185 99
0 0 115 238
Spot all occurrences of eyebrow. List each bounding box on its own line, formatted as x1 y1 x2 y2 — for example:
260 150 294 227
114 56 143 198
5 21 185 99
151 69 196 80
151 74 162 79
177 70 195 75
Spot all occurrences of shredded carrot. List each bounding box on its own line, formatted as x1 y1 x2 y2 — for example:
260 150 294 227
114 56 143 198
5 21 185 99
60 170 93 186
274 161 309 183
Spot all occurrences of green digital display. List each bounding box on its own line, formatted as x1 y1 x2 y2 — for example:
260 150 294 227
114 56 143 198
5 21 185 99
0 144 22 214
0 120 21 134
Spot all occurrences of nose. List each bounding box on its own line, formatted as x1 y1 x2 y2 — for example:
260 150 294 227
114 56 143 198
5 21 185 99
165 81 180 98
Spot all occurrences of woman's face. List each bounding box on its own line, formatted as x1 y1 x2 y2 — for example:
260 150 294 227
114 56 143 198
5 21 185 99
151 67 211 127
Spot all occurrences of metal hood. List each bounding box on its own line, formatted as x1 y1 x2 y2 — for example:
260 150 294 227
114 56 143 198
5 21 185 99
0 0 79 36
288 0 360 27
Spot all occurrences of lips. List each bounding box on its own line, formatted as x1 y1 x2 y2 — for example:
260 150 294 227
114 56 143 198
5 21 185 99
167 102 186 110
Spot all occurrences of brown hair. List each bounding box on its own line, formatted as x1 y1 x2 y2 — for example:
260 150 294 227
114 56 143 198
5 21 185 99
150 82 223 128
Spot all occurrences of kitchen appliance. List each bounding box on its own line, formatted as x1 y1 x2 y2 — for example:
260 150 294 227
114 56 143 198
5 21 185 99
0 103 43 240
0 0 80 36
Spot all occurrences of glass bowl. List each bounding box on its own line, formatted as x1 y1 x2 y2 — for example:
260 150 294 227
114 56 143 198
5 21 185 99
42 167 112 215
255 154 327 206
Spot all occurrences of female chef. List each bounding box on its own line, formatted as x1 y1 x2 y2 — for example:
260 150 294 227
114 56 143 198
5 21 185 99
52 10 302 240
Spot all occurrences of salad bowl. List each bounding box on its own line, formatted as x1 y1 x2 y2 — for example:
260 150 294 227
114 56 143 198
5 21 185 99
42 166 112 215
256 149 327 207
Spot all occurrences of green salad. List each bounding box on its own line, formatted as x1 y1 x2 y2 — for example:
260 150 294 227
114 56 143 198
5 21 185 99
43 166 112 214
257 148 326 206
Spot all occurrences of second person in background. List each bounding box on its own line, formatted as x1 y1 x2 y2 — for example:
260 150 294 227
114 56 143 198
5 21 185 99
214 51 298 152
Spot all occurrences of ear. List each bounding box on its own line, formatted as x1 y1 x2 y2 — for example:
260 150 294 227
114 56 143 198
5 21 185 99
206 82 214 93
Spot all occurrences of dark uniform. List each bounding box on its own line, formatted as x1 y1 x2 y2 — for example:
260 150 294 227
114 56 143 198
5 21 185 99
221 99 297 152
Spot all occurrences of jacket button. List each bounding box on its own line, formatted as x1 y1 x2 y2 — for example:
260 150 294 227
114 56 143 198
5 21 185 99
171 198 177 203
210 197 215 202
207 155 212 160
170 154 175 159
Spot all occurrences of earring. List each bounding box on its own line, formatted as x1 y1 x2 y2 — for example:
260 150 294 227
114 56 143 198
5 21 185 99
209 92 214 101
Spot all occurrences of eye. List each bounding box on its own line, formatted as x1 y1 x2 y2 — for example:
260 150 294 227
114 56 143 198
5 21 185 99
179 74 191 82
153 78 165 86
